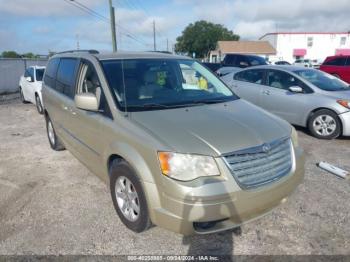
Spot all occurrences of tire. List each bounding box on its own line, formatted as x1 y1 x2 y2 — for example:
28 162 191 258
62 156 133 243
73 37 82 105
35 94 44 115
110 159 151 233
308 109 341 139
45 115 65 151
19 87 28 103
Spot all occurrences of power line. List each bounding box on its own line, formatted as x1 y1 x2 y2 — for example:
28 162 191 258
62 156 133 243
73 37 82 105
63 0 109 24
63 0 150 48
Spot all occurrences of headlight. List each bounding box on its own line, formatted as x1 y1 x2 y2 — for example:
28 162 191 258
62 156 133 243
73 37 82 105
158 152 220 181
337 100 350 109
291 126 299 147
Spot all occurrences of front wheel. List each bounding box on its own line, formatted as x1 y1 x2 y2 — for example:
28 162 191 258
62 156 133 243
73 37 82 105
35 95 44 114
308 109 341 139
110 159 151 233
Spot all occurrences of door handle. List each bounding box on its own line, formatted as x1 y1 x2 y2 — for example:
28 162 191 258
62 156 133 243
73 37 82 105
262 90 270 95
62 105 68 110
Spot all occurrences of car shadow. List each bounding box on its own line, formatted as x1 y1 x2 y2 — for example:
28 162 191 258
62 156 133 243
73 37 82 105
293 125 349 140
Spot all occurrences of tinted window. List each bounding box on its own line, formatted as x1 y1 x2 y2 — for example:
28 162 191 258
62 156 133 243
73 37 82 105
56 58 78 97
246 56 267 66
24 69 30 77
267 70 303 91
235 56 249 68
223 55 236 65
324 57 347 66
28 68 34 79
346 57 350 66
45 58 60 78
44 58 60 89
101 59 237 112
234 69 264 84
35 68 45 81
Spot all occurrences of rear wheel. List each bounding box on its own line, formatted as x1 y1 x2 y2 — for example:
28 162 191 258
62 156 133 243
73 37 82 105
110 159 151 233
308 109 341 139
35 94 44 114
45 115 65 150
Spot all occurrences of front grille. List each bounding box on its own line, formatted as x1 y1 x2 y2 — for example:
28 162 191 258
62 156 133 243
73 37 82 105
224 138 292 189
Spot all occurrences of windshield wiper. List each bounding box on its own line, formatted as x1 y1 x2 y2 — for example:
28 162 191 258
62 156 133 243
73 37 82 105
130 103 187 109
190 98 231 104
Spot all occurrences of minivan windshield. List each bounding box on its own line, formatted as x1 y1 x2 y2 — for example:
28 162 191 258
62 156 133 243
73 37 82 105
101 59 238 111
294 69 350 91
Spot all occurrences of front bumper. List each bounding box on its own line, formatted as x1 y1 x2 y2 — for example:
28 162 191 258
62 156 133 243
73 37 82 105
339 111 350 136
149 147 305 235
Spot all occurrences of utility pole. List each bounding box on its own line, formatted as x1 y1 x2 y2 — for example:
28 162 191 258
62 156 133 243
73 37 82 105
166 38 169 52
153 20 156 51
76 34 80 50
109 0 117 52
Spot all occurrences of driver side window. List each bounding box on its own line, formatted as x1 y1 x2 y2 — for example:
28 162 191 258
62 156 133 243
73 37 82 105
267 70 297 90
77 62 112 118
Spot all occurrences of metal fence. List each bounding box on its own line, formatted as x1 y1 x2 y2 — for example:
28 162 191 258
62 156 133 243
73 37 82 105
0 58 48 94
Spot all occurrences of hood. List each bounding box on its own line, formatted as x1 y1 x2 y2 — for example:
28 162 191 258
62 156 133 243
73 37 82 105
130 99 291 156
318 89 350 100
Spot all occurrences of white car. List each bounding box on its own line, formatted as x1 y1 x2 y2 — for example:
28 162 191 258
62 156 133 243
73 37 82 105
19 66 45 114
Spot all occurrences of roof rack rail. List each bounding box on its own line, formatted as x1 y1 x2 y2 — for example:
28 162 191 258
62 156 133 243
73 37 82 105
56 49 99 55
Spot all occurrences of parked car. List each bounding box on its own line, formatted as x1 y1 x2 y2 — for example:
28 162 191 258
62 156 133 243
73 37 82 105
203 54 268 76
293 59 313 68
221 65 350 139
320 55 350 84
19 66 46 114
273 60 291 65
42 50 304 235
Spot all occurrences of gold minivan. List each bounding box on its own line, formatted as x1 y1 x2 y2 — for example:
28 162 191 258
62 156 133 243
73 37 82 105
42 50 305 235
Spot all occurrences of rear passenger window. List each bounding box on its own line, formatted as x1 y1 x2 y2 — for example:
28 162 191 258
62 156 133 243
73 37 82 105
235 70 264 84
346 58 350 66
324 57 347 66
44 58 60 89
56 58 79 98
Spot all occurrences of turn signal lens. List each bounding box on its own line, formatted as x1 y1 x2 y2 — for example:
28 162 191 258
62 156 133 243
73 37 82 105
337 100 350 109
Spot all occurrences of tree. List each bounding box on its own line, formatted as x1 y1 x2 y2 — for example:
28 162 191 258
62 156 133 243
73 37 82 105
175 20 239 58
22 52 38 59
1 51 21 58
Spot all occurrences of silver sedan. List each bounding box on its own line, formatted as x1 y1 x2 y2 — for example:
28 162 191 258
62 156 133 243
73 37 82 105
221 65 350 139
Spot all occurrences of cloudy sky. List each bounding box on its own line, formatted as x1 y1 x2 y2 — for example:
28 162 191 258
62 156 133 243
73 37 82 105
1 0 350 54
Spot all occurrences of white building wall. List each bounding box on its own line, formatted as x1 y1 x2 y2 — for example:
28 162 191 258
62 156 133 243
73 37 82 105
261 33 350 64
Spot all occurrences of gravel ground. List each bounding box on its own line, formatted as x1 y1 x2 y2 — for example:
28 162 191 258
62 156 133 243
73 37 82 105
0 94 349 256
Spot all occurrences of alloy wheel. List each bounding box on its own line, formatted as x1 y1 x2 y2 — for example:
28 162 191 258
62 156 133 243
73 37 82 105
312 114 337 137
115 176 140 222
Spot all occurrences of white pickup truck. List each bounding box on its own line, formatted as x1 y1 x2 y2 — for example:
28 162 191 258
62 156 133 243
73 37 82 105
19 66 45 114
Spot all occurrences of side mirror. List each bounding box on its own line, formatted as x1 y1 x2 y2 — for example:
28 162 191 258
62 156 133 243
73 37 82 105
75 93 98 111
26 76 33 82
289 86 303 93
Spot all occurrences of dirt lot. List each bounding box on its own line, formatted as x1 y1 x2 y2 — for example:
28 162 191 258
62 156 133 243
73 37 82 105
0 93 349 256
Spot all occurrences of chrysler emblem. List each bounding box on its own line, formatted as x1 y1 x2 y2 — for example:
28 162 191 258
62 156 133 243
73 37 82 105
262 144 271 153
